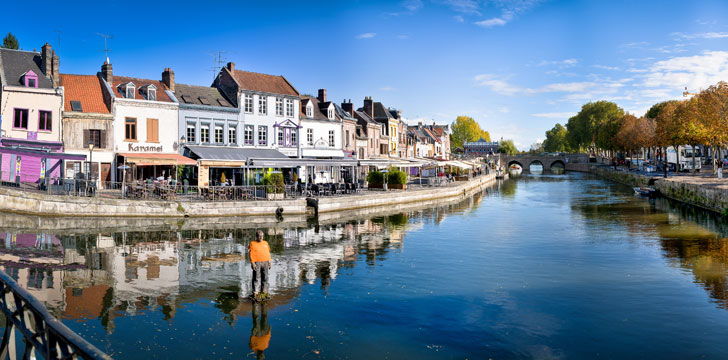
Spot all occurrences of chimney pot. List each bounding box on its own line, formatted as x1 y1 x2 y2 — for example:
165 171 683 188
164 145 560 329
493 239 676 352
227 62 235 72
101 62 113 86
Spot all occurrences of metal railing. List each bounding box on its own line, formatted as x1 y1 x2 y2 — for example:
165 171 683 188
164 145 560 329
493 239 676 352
0 270 111 360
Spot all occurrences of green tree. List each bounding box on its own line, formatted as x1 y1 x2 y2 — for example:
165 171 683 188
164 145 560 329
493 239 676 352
543 123 569 153
498 139 518 155
645 100 677 120
449 116 491 150
566 101 624 152
2 32 19 50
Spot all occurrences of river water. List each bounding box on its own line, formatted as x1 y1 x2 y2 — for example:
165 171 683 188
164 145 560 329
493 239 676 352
3 172 728 359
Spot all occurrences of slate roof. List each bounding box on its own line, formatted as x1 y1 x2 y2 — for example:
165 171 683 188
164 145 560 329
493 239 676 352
60 74 110 114
300 96 337 122
373 102 395 121
111 76 174 102
174 83 234 108
230 69 299 96
334 103 355 120
0 48 53 88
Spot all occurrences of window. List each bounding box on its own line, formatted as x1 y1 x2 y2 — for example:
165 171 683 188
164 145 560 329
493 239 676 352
13 108 28 129
244 125 254 145
38 111 52 131
328 108 334 120
146 118 159 142
278 129 284 145
228 127 236 145
244 94 253 113
215 126 224 144
329 130 335 147
291 130 297 145
125 84 135 99
28 78 36 88
201 126 210 143
258 96 267 115
306 105 313 117
187 125 196 143
307 128 313 146
125 118 137 140
147 88 156 101
285 99 293 117
275 97 283 116
346 130 350 147
24 72 38 88
89 129 102 148
70 101 83 112
258 126 267 146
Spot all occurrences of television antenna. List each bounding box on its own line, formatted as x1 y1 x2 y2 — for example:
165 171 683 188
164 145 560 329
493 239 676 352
53 30 62 52
96 33 113 62
208 51 229 81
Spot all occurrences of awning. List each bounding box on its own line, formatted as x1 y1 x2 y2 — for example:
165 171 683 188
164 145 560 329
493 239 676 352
252 157 358 168
185 146 288 162
0 146 86 161
119 153 197 166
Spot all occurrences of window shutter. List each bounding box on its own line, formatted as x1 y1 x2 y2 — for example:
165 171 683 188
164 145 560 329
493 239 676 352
100 130 107 149
154 120 159 142
83 130 90 148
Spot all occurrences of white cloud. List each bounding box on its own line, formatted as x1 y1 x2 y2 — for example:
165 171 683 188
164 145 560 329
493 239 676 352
453 15 465 22
380 86 396 91
531 112 574 119
436 0 481 14
593 64 619 71
401 0 423 12
642 50 728 91
356 33 376 39
672 31 728 40
476 17 508 27
536 58 579 68
473 74 522 95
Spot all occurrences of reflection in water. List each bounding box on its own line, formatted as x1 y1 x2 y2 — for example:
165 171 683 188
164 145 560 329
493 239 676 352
3 175 728 358
529 162 544 174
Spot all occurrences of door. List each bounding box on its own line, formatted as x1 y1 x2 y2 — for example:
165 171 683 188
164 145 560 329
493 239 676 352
101 163 111 186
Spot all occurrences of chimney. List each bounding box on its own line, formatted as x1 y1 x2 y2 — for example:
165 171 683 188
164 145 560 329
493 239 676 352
51 50 60 87
101 61 113 85
227 62 235 72
341 99 354 116
41 43 52 78
363 96 374 118
162 68 175 91
317 89 327 102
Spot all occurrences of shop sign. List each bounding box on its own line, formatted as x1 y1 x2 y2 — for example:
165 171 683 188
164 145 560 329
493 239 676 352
128 143 163 152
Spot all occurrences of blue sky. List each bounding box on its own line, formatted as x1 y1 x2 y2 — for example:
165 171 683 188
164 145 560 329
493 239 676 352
5 0 728 149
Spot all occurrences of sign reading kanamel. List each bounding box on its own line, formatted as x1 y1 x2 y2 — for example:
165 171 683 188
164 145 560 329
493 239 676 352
128 143 163 152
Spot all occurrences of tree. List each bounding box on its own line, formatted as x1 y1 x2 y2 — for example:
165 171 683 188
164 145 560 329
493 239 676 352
645 101 677 120
498 139 518 155
449 116 491 150
543 123 569 153
2 33 19 50
566 101 624 152
529 142 544 154
694 82 728 173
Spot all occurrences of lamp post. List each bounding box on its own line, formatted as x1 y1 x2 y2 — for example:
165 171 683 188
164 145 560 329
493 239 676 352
178 136 186 183
88 141 94 180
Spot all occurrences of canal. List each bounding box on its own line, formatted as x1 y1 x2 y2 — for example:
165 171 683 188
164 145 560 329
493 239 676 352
3 172 728 359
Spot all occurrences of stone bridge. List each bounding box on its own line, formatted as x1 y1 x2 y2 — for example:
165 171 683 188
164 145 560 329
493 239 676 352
501 154 590 173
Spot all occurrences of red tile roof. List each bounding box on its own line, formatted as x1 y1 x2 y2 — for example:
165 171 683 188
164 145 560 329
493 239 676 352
111 76 173 102
230 69 299 96
60 74 110 114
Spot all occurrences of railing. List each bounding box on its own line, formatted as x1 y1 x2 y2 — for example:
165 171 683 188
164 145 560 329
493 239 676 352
0 171 368 201
0 270 111 360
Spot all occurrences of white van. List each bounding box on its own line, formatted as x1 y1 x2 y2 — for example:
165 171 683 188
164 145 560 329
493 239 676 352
666 145 701 172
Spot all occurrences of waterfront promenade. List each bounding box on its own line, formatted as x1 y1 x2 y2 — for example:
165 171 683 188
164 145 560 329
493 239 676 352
0 173 497 218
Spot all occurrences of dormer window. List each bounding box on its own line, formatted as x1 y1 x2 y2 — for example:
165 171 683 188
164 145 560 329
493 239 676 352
122 82 136 99
306 104 313 117
328 108 334 120
148 88 156 101
21 70 39 88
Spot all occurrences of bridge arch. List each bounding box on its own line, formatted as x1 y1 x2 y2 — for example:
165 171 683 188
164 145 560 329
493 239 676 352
550 160 566 173
507 160 524 170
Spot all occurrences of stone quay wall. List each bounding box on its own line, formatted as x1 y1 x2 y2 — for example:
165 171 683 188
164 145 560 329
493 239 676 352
0 173 496 218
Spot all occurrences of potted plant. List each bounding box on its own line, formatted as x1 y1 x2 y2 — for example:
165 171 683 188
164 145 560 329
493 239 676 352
387 168 408 190
367 171 384 189
264 172 285 200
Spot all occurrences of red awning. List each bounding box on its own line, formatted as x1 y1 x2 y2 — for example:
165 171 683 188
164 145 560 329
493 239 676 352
119 153 197 166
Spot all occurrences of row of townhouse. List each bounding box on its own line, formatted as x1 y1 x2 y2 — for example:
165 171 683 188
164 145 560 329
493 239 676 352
0 44 450 188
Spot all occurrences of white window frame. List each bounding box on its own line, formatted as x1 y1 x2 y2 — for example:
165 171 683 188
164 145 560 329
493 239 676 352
244 94 253 114
307 128 313 146
258 95 267 115
306 105 313 118
291 130 297 145
278 129 284 145
258 125 268 146
200 126 210 143
125 84 135 99
244 125 254 145
275 97 283 116
148 88 156 101
328 108 334 120
285 99 293 117
215 126 224 144
228 127 236 145
186 124 196 143
329 130 335 147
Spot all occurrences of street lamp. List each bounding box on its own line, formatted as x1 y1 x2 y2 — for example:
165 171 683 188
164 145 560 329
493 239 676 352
88 141 94 181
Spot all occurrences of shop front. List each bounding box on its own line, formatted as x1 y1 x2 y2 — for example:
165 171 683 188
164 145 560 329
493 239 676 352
117 153 197 183
184 146 293 187
0 138 85 185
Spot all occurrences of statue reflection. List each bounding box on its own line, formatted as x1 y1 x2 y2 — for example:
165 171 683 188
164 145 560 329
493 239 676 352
249 303 271 359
